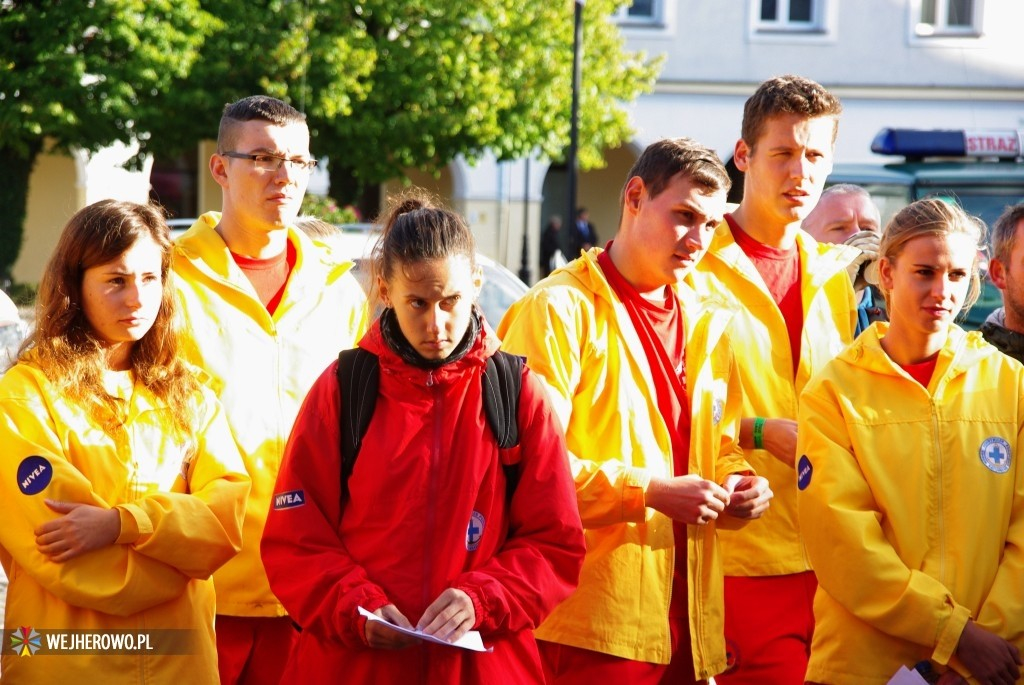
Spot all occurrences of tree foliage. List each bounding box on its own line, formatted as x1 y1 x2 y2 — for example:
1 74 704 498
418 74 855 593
0 0 216 279
1 0 660 277
142 0 662 203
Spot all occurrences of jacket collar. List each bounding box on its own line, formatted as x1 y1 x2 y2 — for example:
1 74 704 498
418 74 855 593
358 313 499 386
705 218 860 291
558 247 736 377
173 212 355 289
840 322 994 388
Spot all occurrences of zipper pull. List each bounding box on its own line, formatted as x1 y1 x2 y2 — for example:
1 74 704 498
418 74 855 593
426 370 435 387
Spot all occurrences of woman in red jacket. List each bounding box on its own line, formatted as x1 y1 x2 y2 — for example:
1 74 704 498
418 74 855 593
261 191 585 684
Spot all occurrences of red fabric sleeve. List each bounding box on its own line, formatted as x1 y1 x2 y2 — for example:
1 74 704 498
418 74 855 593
452 366 585 634
260 361 390 647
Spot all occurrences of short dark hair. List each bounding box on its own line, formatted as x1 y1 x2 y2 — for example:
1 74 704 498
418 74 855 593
741 75 842 151
620 137 731 210
217 95 306 151
990 202 1024 266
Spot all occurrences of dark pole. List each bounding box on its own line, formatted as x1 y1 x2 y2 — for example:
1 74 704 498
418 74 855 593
566 0 584 259
518 158 532 283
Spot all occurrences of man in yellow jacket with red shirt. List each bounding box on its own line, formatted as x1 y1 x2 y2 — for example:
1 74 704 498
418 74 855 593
498 137 772 684
689 75 868 684
172 95 368 685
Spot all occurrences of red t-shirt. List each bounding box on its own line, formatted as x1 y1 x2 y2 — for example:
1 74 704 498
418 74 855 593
598 248 690 474
598 247 693 635
901 356 938 388
230 240 296 316
727 215 804 376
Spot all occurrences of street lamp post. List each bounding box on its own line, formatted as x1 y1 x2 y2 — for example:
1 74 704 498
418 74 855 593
518 158 532 283
565 0 584 260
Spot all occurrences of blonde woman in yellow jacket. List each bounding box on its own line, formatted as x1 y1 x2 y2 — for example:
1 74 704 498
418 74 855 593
798 198 1024 685
498 139 770 684
0 200 250 685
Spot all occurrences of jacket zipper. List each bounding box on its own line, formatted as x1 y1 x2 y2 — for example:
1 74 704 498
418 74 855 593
930 396 947 585
422 369 440 682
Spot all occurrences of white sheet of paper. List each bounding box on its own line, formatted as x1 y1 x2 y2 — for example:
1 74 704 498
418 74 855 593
358 606 492 652
886 665 929 685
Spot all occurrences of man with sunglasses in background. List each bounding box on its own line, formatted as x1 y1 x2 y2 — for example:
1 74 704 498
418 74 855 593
172 95 368 685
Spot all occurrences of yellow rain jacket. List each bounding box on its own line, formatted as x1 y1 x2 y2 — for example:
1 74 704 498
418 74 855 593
0 359 249 684
690 223 857 576
798 324 1024 684
172 213 369 617
497 248 751 677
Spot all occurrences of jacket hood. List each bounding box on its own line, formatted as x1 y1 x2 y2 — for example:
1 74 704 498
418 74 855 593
704 220 859 291
358 310 500 383
555 247 734 317
838 321 997 382
174 213 356 285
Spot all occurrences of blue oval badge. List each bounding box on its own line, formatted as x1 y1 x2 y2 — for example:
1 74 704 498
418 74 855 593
18 456 53 495
797 455 813 491
979 437 1011 474
466 511 485 551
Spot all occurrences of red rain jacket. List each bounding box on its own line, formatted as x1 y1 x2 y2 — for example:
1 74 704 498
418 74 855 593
261 320 585 684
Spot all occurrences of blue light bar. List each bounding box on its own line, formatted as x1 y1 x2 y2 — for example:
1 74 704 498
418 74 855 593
871 128 1023 159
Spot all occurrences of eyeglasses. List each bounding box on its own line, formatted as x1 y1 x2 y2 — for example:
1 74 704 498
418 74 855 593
221 151 318 173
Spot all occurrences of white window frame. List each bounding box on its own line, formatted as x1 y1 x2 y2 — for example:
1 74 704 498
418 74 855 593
747 0 836 43
612 0 664 28
913 0 982 37
753 0 826 33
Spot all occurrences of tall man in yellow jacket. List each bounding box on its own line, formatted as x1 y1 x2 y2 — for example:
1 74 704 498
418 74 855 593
689 75 867 684
498 138 772 684
172 95 368 685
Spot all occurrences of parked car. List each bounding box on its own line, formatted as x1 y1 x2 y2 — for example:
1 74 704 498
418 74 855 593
167 217 197 239
0 289 27 371
326 223 529 327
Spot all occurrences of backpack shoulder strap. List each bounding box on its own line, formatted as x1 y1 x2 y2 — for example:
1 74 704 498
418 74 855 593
337 347 380 496
481 351 524 449
482 351 525 504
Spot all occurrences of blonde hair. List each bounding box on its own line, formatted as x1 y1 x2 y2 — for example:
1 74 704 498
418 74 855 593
879 197 986 313
21 200 199 439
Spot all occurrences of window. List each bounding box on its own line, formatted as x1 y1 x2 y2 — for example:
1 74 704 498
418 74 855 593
612 0 663 26
916 0 981 36
756 0 823 32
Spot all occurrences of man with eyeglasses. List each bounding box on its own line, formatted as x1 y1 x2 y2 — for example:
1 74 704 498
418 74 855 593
171 95 369 685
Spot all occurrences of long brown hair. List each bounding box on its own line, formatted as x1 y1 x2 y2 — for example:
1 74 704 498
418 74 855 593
21 200 199 438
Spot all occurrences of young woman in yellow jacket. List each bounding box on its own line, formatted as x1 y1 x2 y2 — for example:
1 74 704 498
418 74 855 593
0 200 250 685
797 198 1024 685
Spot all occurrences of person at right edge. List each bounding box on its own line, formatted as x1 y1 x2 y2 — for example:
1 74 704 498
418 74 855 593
689 75 869 684
498 137 773 684
797 198 1024 685
982 202 1024 363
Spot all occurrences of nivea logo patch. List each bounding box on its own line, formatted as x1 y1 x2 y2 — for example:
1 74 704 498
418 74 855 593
466 511 485 551
796 455 813 491
979 437 1011 474
18 456 53 495
273 489 306 510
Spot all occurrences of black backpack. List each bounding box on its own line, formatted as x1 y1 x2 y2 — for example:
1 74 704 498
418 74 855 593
336 348 524 501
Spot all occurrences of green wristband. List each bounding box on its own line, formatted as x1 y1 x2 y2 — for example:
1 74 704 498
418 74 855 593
753 417 766 450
